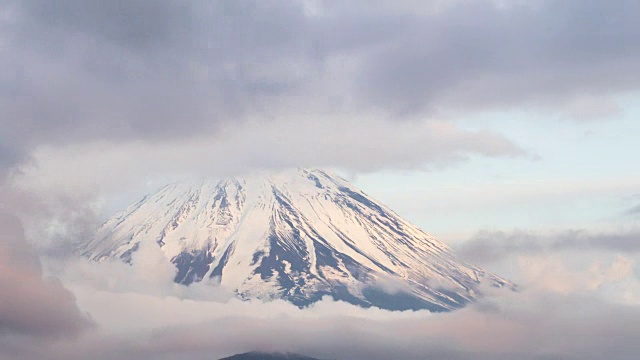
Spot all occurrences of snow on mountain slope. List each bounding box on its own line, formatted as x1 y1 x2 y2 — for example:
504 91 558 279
80 168 511 311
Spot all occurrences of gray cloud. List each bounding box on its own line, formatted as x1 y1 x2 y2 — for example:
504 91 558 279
2 0 639 173
1 0 316 147
0 212 92 338
0 143 22 177
19 0 193 50
0 289 639 360
356 0 640 115
1 3 639 357
457 229 640 264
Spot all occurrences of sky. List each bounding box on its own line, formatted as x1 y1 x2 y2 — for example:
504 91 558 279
1 1 640 359
356 99 640 240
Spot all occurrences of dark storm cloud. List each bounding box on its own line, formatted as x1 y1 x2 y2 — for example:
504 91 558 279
458 228 640 264
0 212 92 338
2 0 640 172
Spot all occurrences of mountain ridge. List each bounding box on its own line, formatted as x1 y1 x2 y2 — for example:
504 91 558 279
80 168 511 311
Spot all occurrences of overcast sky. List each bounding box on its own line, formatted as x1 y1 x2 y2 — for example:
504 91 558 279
1 1 640 359
1 0 638 237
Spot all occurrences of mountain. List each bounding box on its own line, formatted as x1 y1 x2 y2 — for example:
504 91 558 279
80 168 511 311
219 352 321 360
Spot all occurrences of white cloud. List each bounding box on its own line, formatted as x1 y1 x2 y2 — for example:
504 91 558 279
11 117 522 206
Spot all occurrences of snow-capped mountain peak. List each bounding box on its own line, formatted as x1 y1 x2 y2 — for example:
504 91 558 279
80 168 511 311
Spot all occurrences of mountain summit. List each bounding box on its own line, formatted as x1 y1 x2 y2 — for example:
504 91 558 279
218 352 320 360
81 168 510 311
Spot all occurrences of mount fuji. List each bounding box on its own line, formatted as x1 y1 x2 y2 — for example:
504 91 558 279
80 168 511 311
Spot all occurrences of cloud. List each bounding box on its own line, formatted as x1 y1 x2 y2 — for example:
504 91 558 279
563 95 623 122
457 228 640 264
514 254 636 296
625 204 640 216
9 118 523 201
3 168 640 360
0 231 626 360
0 212 92 338
354 0 640 116
1 272 639 360
0 143 23 178
2 0 640 174
1 0 321 146
17 0 194 50
1 2 640 358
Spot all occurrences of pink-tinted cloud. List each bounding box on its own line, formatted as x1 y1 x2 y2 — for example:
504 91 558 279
0 212 92 338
